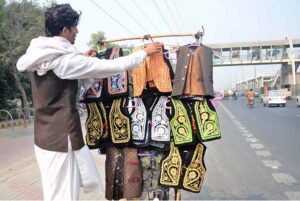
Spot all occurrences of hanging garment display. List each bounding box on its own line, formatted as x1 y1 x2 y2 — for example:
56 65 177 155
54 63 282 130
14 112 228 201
106 47 129 97
132 50 173 97
172 45 214 98
105 146 143 200
169 98 195 146
180 143 206 193
160 142 206 193
194 99 221 141
129 98 149 147
109 98 131 145
85 102 109 149
149 96 171 149
159 141 182 187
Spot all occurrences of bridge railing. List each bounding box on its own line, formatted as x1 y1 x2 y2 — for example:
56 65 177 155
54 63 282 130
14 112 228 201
213 46 300 66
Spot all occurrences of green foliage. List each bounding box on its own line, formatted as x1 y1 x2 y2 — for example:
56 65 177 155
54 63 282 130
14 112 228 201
0 0 45 110
87 31 135 55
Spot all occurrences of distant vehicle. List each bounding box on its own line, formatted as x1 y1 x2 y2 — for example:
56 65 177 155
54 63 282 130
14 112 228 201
259 86 271 103
297 92 300 107
263 90 286 107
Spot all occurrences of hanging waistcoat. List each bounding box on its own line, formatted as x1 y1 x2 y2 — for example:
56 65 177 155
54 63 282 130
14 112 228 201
151 96 171 142
130 98 148 147
170 98 194 146
109 98 131 145
105 146 143 200
132 52 172 97
172 45 214 98
159 142 182 186
194 99 221 141
85 101 109 149
180 143 206 192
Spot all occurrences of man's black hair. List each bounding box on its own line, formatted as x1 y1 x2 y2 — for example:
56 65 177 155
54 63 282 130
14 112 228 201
45 4 80 37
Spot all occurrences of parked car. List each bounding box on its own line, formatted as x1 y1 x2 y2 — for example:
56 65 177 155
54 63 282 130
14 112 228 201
263 90 286 107
297 92 300 107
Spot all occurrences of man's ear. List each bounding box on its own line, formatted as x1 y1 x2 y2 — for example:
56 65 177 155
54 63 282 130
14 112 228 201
59 27 69 37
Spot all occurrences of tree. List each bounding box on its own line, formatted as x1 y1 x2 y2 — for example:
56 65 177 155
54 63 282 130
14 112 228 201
0 0 45 116
87 31 134 55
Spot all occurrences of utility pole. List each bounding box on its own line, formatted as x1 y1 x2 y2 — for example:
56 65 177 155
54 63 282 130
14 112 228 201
254 65 257 90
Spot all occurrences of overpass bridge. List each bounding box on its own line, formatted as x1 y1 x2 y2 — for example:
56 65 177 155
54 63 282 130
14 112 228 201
207 38 300 95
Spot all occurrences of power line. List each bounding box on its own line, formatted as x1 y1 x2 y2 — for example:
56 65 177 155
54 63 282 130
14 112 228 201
152 0 179 44
152 0 174 34
131 0 162 34
171 0 188 33
90 0 135 36
164 0 186 44
164 0 182 33
115 0 150 34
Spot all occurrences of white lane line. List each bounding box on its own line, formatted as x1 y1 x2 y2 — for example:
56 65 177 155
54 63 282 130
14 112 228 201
243 133 253 138
246 138 258 143
262 160 282 169
237 127 246 130
256 150 272 157
272 173 297 185
250 144 264 149
285 191 300 200
240 130 250 133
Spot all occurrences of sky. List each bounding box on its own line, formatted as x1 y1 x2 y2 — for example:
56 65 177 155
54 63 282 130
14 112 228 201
35 0 300 90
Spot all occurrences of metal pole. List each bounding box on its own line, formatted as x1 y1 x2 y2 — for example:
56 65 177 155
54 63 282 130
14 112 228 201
254 65 257 90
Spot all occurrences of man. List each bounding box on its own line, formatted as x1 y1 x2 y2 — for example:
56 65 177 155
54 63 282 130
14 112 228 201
16 3 162 201
247 88 255 106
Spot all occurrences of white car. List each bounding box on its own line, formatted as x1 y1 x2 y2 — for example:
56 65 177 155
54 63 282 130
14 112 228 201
297 92 300 107
263 90 286 107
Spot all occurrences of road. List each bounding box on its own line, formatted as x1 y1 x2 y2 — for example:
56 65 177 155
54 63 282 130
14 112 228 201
182 97 300 200
1 97 300 200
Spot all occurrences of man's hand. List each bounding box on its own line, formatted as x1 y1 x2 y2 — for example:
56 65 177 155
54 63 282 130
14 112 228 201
83 49 97 57
144 42 163 56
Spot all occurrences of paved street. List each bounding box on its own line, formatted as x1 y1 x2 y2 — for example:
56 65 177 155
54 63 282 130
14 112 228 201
1 98 300 200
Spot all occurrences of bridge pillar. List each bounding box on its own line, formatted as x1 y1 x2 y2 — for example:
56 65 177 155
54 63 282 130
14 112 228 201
280 63 300 95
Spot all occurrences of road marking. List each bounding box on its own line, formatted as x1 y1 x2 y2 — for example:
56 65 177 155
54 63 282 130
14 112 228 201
262 160 282 169
256 150 272 157
285 191 300 200
239 129 250 133
237 127 246 130
272 173 297 185
243 133 253 137
250 143 264 149
246 138 258 143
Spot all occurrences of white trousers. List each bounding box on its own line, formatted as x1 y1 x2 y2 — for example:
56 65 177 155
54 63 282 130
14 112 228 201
34 138 103 201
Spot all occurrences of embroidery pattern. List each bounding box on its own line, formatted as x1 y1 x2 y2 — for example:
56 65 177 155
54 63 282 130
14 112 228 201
151 96 170 142
108 72 128 95
183 143 206 192
160 142 182 186
86 102 103 146
170 98 193 145
194 99 221 141
109 98 130 144
108 48 128 95
131 98 147 141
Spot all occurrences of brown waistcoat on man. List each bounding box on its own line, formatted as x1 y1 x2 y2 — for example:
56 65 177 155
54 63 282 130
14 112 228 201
31 71 84 152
